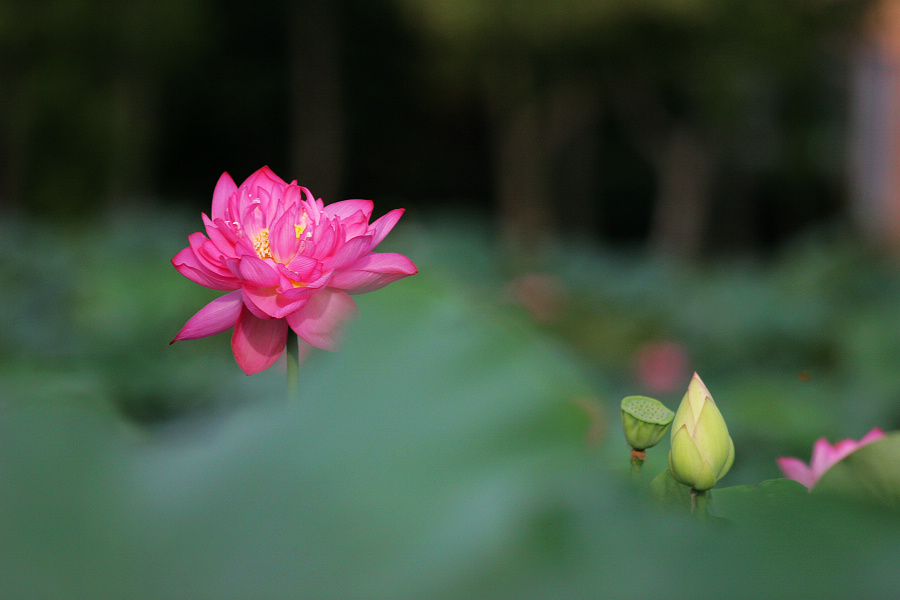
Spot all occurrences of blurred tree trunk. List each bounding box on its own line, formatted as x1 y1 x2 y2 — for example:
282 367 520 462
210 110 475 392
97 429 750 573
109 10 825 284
483 66 603 265
288 1 345 199
107 74 158 204
0 97 25 217
611 83 715 257
491 97 555 266
547 80 602 241
482 56 568 267
648 126 714 258
849 0 900 251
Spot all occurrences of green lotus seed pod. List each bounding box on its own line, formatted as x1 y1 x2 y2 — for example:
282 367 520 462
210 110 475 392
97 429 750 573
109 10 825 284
668 373 735 491
621 395 675 450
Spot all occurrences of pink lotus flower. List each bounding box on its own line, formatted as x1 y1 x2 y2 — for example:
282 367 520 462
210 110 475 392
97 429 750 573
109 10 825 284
776 428 886 490
633 340 689 395
171 166 417 374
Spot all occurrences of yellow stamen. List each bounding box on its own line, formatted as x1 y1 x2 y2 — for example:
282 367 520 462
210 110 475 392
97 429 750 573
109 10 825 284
253 228 273 259
295 209 314 242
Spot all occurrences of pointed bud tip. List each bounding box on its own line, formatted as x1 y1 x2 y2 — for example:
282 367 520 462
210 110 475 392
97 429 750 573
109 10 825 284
669 373 734 490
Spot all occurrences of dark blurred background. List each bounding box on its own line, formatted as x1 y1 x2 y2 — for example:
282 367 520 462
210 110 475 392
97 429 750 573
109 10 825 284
4 0 895 255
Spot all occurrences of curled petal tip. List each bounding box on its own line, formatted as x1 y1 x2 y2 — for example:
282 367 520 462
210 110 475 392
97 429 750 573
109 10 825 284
777 427 887 490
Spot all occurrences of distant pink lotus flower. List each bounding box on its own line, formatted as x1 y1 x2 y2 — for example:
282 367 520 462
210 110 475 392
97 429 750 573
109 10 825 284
171 166 417 374
776 428 886 490
633 340 689 395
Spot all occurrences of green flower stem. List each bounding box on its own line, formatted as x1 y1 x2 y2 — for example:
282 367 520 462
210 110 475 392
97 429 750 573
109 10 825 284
630 449 646 477
690 488 710 518
286 328 300 400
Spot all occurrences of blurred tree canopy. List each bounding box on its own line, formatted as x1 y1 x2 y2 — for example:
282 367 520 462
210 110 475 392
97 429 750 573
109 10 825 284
393 0 872 255
0 0 875 253
0 0 209 215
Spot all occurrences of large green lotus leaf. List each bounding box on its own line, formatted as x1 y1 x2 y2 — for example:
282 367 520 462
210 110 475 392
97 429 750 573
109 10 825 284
646 471 808 524
0 270 597 600
648 467 692 509
712 478 809 521
816 432 900 507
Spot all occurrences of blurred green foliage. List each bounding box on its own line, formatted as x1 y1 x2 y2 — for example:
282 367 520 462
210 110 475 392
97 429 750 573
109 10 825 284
2 210 900 597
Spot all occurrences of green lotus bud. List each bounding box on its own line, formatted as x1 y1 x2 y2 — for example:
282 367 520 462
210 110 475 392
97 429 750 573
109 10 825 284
621 395 675 451
668 373 735 491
